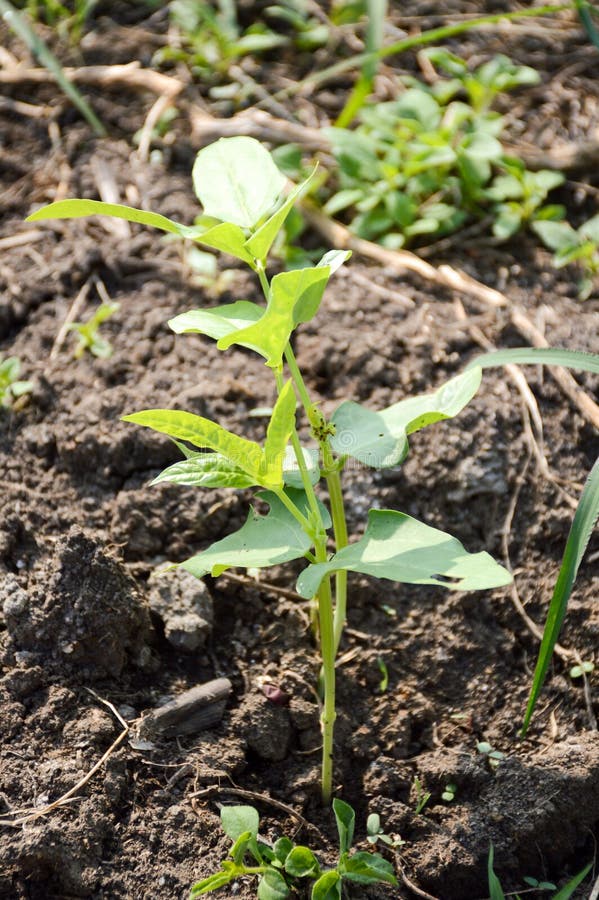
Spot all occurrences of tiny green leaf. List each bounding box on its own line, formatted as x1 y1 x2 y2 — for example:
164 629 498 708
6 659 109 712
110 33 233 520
296 509 512 599
179 489 320 580
273 837 294 865
311 870 341 900
263 381 296 484
190 870 236 896
332 798 355 854
221 806 260 841
366 813 381 840
168 301 264 356
284 846 321 878
193 137 286 229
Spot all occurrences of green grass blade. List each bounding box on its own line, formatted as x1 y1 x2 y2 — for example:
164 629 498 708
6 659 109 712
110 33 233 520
551 861 593 900
575 0 599 52
0 0 105 136
466 347 599 375
336 0 388 127
521 456 599 736
487 845 506 900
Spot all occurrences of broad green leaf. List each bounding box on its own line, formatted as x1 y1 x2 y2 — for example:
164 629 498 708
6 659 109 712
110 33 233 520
191 221 256 265
273 837 294 865
332 799 355 854
316 249 352 275
264 381 296 483
532 219 578 253
27 199 192 237
179 489 319 579
521 456 599 736
487 845 506 900
221 806 259 841
258 868 290 900
340 852 398 886
193 137 286 229
168 301 265 356
284 846 321 878
282 445 320 489
311 870 341 900
151 453 257 489
245 166 318 262
466 347 599 376
296 509 512 599
122 409 268 484
579 213 599 243
330 368 482 468
218 264 332 367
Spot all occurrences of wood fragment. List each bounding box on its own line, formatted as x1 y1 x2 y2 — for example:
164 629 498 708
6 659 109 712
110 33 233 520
134 678 232 739
49 279 91 362
0 62 183 98
0 229 46 251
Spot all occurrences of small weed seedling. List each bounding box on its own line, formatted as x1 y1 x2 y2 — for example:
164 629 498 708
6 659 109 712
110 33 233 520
412 776 431 815
477 740 505 771
488 844 593 900
366 812 404 849
569 660 594 679
441 782 457 802
533 214 599 299
0 356 33 409
28 136 514 803
190 800 397 898
68 300 120 359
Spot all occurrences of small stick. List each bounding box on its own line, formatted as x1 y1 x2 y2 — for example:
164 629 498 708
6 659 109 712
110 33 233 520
0 229 46 251
136 93 176 164
0 690 128 828
395 856 441 900
0 62 183 98
49 279 91 361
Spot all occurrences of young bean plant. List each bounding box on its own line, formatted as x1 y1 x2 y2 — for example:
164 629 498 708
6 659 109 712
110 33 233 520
28 136 513 803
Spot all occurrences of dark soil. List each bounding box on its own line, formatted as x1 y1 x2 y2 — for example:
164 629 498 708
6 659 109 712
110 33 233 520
1 4 598 899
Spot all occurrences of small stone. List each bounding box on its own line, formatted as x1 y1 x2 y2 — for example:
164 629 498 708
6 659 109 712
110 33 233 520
147 570 213 652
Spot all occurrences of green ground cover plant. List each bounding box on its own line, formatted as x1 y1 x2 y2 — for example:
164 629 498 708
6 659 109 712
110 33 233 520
0 356 33 409
68 299 120 359
27 138 598 809
533 214 599 299
190 800 397 898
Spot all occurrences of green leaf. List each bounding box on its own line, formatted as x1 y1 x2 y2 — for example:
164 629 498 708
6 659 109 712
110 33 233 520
257 868 290 900
245 166 318 262
340 851 398 886
330 368 482 468
230 831 253 865
284 846 321 878
192 137 286 229
532 219 578 253
264 381 296 484
296 509 512 599
282 445 320 489
579 213 599 243
26 199 192 237
487 844 506 900
422 47 468 76
191 221 256 266
273 837 294 865
552 861 593 900
521 456 599 736
168 301 264 356
332 798 355 854
190 870 235 896
122 409 271 485
180 489 319 579
151 453 257 489
316 249 352 275
311 871 341 900
466 347 599 376
221 806 260 841
366 814 381 840
218 264 332 367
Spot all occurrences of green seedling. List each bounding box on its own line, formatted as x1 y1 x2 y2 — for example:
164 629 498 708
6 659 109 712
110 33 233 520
477 740 505 770
412 776 431 815
441 782 457 802
366 812 404 849
0 356 33 409
488 843 593 900
68 300 120 359
376 657 388 693
569 660 594 679
27 136 517 803
532 214 599 299
190 800 397 898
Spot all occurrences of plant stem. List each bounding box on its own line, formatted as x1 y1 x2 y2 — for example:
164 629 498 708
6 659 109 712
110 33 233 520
316 568 336 805
326 467 349 654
